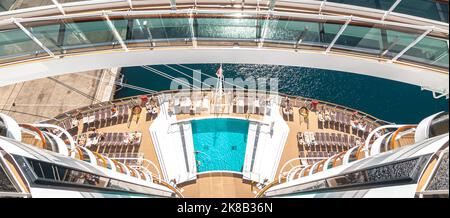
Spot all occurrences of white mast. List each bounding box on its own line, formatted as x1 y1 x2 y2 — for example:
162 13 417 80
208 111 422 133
215 63 224 97
213 64 224 113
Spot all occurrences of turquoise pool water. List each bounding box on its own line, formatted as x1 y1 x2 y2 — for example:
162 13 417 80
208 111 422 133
192 118 249 173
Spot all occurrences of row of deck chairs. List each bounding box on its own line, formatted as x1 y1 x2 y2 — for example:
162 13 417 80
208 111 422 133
298 132 360 153
298 151 340 165
318 111 351 133
233 96 267 115
169 94 270 115
55 104 131 135
357 122 377 139
57 118 78 136
318 110 377 138
279 97 311 108
81 104 131 133
168 93 211 115
105 153 142 165
299 151 340 158
77 132 141 155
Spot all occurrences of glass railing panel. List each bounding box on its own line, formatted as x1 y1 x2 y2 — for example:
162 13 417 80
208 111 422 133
61 18 122 52
0 0 15 12
322 22 343 44
394 0 449 23
109 17 129 43
332 24 383 55
129 16 192 47
399 36 449 69
195 16 259 40
382 29 420 59
21 21 64 55
432 51 449 69
263 16 322 46
0 27 45 62
262 15 343 49
331 24 427 59
160 17 193 39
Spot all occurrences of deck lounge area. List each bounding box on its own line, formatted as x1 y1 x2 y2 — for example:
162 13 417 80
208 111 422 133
42 89 389 197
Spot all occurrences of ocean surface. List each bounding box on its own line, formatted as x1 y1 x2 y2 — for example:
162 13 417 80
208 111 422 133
114 64 448 124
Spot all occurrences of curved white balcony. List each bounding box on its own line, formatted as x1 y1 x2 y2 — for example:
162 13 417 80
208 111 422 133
0 8 448 94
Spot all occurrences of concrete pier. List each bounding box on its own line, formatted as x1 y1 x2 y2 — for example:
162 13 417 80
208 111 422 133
0 1 120 124
0 68 119 123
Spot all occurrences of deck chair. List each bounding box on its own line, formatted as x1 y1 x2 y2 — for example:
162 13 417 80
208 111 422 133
202 95 210 113
193 95 202 114
349 135 355 148
236 97 245 114
333 112 340 130
246 96 256 114
318 118 324 129
343 134 349 150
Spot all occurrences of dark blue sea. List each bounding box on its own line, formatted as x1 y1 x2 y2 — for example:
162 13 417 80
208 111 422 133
114 64 448 124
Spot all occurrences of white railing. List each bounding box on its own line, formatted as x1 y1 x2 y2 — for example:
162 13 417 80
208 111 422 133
277 156 331 183
110 156 163 183
2 8 447 34
277 157 305 183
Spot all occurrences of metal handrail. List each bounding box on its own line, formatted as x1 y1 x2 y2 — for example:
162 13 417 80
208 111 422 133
0 7 448 72
1 8 447 35
0 0 447 28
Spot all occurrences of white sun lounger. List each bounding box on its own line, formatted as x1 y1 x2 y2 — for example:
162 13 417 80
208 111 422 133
236 97 245 114
253 97 261 114
173 97 181 114
181 97 191 114
194 96 202 114
247 96 256 114
202 96 210 113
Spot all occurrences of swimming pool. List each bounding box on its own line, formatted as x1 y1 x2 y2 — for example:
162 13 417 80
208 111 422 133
191 118 249 173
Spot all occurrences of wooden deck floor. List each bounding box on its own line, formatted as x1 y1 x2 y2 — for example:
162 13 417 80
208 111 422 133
179 172 259 198
92 110 162 175
93 96 361 198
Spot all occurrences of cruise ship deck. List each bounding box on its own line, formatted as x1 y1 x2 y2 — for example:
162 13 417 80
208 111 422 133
0 0 448 199
0 88 423 198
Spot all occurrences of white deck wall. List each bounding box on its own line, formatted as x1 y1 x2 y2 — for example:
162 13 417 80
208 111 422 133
149 98 196 184
244 98 290 184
